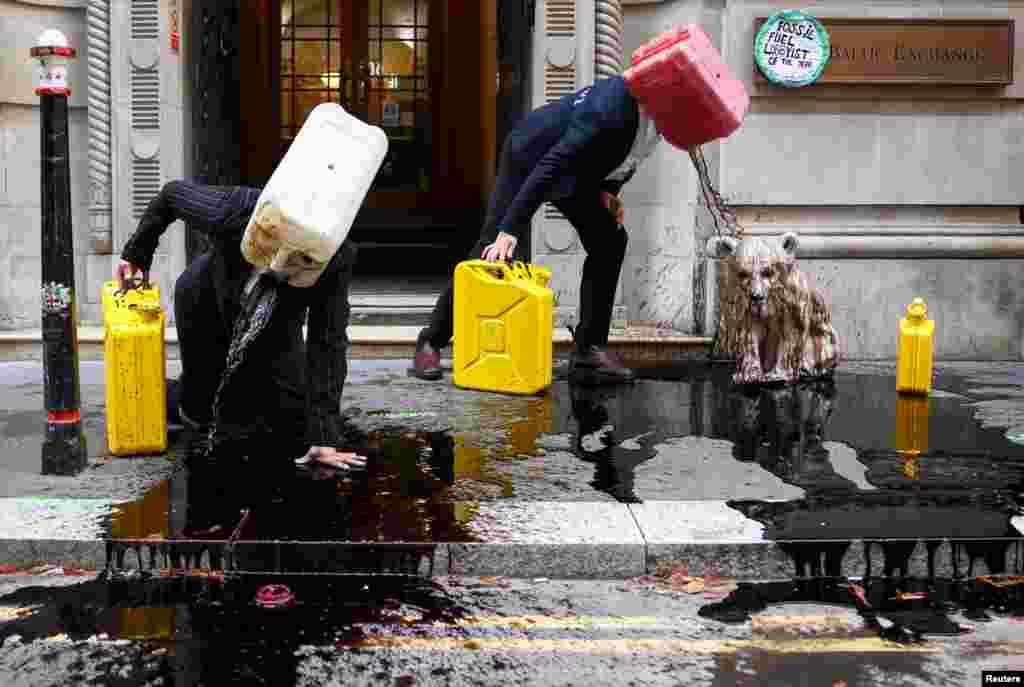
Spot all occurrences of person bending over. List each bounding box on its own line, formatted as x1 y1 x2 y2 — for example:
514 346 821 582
117 180 365 471
411 72 663 385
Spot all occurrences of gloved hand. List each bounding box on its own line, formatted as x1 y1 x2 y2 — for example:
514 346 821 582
481 232 518 263
114 259 148 291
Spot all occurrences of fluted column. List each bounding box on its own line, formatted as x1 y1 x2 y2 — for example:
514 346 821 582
594 0 624 78
87 0 113 254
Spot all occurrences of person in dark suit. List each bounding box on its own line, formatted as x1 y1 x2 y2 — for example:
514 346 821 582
116 181 365 471
411 74 664 385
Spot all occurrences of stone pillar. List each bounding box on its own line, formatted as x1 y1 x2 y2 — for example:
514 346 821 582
87 0 113 255
595 0 626 329
595 0 623 78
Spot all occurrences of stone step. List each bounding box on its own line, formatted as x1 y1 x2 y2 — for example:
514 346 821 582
0 325 713 363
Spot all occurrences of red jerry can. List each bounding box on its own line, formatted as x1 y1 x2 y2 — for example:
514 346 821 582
623 25 749 149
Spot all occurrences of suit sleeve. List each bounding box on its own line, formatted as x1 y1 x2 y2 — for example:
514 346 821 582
303 241 355 447
496 115 602 241
121 181 257 271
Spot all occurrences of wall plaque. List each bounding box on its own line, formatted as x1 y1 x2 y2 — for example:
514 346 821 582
753 18 1015 85
755 10 831 87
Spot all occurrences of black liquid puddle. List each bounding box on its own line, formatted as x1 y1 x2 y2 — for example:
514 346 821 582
698 573 1024 645
0 573 472 686
104 428 485 574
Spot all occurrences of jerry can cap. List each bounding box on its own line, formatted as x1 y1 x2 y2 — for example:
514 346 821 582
906 297 927 319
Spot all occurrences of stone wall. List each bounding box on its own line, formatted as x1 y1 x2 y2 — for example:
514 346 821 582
3 0 1024 361
0 0 90 329
600 0 1024 359
719 0 1024 360
0 0 187 330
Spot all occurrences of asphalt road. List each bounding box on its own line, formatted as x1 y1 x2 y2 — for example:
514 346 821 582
0 572 1022 686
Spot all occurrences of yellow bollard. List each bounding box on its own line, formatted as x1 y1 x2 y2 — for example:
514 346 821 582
896 298 934 395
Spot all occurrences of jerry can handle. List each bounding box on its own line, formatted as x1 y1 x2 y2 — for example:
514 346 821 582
511 261 533 281
117 273 150 296
631 26 691 65
462 259 517 281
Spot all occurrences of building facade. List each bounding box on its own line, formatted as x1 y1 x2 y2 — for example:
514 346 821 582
1 0 1023 360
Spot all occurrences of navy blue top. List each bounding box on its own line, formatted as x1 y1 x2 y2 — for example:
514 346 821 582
498 75 641 240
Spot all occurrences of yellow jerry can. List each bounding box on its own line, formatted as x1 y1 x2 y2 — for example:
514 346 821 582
102 281 167 456
896 297 934 395
453 260 554 395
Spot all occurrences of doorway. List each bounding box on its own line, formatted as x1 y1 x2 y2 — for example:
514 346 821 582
277 0 440 206
231 1 532 317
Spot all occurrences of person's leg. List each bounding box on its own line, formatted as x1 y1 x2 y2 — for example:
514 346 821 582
174 251 231 429
417 231 498 351
553 193 633 384
412 136 528 379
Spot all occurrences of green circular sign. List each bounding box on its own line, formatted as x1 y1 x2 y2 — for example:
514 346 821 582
755 10 830 88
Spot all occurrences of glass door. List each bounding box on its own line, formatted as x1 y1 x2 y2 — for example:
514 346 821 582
279 0 435 204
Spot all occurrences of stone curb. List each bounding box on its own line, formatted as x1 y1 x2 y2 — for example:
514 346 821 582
1 499 1021 580
0 327 713 362
2 537 1021 582
2 539 1022 581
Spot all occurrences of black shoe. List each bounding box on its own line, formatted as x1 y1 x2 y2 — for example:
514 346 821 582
409 340 443 381
569 346 636 386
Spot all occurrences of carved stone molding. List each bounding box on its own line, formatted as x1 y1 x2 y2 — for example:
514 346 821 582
12 0 86 7
595 0 623 79
87 0 112 254
744 226 1024 258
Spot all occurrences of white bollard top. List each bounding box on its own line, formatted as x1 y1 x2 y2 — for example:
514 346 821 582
31 29 75 96
33 29 73 53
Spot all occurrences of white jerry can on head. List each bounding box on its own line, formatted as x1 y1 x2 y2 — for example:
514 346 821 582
242 103 389 286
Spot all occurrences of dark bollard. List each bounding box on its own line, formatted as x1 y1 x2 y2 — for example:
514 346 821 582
33 30 87 475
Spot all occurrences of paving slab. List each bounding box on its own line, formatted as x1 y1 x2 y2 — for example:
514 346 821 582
0 498 112 540
449 501 645 578
629 501 767 544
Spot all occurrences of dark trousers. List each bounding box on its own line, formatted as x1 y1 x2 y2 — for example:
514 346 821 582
419 151 628 352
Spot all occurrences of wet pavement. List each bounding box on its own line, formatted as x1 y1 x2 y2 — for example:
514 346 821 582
2 359 1024 684
0 359 1023 580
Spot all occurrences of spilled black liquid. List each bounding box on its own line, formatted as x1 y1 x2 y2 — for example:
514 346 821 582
205 272 282 454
